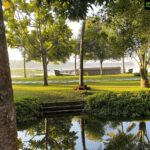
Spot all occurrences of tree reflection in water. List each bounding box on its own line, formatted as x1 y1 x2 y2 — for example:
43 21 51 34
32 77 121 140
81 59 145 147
19 117 77 150
105 121 150 150
79 116 108 150
132 122 150 150
80 118 86 150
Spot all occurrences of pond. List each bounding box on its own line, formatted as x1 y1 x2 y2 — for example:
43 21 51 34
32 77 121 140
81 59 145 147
17 115 150 150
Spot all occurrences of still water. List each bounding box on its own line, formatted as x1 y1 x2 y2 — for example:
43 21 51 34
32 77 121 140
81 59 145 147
17 116 150 150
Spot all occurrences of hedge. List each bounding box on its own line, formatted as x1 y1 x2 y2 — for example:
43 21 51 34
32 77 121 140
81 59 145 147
15 97 40 123
85 91 150 118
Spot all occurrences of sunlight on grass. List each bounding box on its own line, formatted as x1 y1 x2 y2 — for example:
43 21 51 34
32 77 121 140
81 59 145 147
12 74 150 103
13 84 83 102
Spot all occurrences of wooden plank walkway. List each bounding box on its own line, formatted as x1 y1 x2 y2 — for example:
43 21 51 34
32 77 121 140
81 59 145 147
38 101 85 117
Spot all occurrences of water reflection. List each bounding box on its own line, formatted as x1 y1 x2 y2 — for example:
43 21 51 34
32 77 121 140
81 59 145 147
18 117 77 149
18 116 150 150
105 121 150 150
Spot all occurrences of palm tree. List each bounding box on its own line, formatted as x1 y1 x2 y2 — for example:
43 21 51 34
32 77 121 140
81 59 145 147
0 1 17 149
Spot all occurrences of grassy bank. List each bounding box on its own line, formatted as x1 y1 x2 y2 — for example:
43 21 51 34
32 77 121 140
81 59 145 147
13 74 150 122
13 84 84 123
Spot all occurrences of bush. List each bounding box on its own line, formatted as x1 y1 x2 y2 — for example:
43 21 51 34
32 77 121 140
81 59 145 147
15 97 40 123
85 91 150 118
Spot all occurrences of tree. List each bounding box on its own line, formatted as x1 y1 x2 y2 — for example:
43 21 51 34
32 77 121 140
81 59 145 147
106 0 150 87
0 0 17 149
10 0 73 85
70 38 79 76
79 20 86 87
46 0 107 89
5 11 29 78
27 18 73 85
111 27 133 74
84 16 117 75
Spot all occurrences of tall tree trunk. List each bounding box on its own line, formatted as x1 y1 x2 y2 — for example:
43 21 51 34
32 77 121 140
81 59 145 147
122 55 125 73
0 1 17 149
38 10 48 86
75 53 77 76
42 54 48 86
99 60 103 75
79 20 86 87
23 50 27 78
140 65 149 88
80 118 86 150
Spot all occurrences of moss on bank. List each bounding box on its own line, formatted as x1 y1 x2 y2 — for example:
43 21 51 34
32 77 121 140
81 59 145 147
86 91 150 118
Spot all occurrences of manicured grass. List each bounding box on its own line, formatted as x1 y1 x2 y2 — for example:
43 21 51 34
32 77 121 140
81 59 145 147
12 74 150 104
13 84 83 102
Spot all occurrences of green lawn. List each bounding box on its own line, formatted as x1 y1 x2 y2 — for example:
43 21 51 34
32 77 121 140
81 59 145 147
13 84 84 102
12 74 150 103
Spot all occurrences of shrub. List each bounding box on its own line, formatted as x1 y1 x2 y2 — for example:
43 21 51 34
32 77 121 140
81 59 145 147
15 97 40 123
85 91 150 118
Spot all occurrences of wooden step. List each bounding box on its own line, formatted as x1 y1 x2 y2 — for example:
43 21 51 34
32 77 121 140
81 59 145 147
40 105 84 111
43 109 83 114
43 109 83 113
40 101 85 107
39 109 83 117
37 101 85 118
38 112 83 118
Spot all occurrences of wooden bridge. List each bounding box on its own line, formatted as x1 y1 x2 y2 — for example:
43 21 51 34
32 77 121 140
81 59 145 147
38 101 85 117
